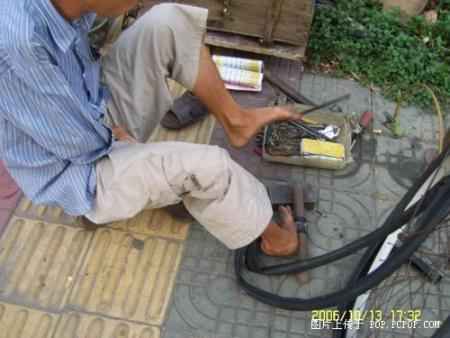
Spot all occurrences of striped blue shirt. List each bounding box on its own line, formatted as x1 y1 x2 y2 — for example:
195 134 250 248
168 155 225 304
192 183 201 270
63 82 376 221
0 0 113 215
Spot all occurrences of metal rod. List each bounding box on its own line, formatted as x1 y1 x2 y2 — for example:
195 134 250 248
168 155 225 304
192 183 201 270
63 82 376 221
265 71 317 106
300 94 351 116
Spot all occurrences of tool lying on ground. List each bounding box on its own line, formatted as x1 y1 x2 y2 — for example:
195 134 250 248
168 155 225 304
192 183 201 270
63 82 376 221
262 73 353 169
263 180 317 285
286 93 351 140
265 71 317 106
262 110 353 170
287 120 334 141
350 111 374 149
383 100 403 138
265 69 351 140
263 179 317 209
293 183 310 284
296 94 351 117
265 70 350 115
395 238 443 284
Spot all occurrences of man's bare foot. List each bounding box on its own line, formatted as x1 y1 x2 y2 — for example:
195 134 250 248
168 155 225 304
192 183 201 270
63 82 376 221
261 206 299 257
192 46 302 147
278 205 298 233
224 106 299 148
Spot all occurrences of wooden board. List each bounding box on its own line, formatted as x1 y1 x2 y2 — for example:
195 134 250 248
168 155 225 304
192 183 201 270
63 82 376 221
176 0 314 47
140 0 310 61
205 31 306 61
141 0 314 46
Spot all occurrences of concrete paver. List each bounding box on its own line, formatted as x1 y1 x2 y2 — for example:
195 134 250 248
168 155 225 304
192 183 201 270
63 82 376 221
109 209 190 240
54 312 160 338
14 198 77 226
0 302 57 338
0 217 92 311
68 227 183 325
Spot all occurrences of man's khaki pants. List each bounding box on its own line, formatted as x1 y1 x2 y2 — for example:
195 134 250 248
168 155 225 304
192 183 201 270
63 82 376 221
85 4 273 250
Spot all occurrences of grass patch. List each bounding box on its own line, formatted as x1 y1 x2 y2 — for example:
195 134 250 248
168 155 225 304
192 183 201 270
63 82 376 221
307 0 450 108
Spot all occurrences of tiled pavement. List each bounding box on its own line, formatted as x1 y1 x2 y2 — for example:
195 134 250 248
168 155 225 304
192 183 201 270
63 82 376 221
162 73 449 338
1 73 449 338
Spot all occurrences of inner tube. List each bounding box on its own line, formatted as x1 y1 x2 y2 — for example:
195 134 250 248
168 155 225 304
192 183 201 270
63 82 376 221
235 141 450 311
431 316 450 338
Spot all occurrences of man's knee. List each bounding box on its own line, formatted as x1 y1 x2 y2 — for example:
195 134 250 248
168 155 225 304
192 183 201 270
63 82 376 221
188 146 232 199
164 145 233 199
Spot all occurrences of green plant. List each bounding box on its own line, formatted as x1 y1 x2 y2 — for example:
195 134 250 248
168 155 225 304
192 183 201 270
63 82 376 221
307 0 450 108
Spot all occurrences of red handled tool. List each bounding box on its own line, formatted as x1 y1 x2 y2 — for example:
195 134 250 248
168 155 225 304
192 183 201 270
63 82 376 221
351 111 374 149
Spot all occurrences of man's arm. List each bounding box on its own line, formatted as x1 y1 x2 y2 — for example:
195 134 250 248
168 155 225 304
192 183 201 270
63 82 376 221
0 56 112 165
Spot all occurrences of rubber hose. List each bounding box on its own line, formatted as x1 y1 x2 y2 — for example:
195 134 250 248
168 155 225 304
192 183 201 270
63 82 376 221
246 145 449 275
332 172 446 338
431 316 450 338
235 182 450 310
247 177 447 276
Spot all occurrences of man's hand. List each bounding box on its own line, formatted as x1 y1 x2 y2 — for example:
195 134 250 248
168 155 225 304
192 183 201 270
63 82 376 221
112 126 137 143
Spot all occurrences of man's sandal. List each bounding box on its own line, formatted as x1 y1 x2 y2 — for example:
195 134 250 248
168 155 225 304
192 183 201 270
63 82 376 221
161 92 209 130
164 203 195 222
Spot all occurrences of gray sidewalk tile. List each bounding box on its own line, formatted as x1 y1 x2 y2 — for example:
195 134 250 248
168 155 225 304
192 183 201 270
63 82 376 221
166 73 448 338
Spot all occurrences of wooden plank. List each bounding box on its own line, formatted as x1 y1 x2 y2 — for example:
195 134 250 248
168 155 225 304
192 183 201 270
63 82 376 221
187 0 313 46
263 0 284 45
142 0 314 47
205 31 306 61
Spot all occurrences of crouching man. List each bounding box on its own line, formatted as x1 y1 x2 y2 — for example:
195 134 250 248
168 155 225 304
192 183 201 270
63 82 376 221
0 0 299 256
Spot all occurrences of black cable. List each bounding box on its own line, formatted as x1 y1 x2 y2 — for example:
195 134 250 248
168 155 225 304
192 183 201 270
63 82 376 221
235 139 450 311
332 170 446 338
246 174 449 276
254 141 450 277
235 183 450 310
431 316 450 338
